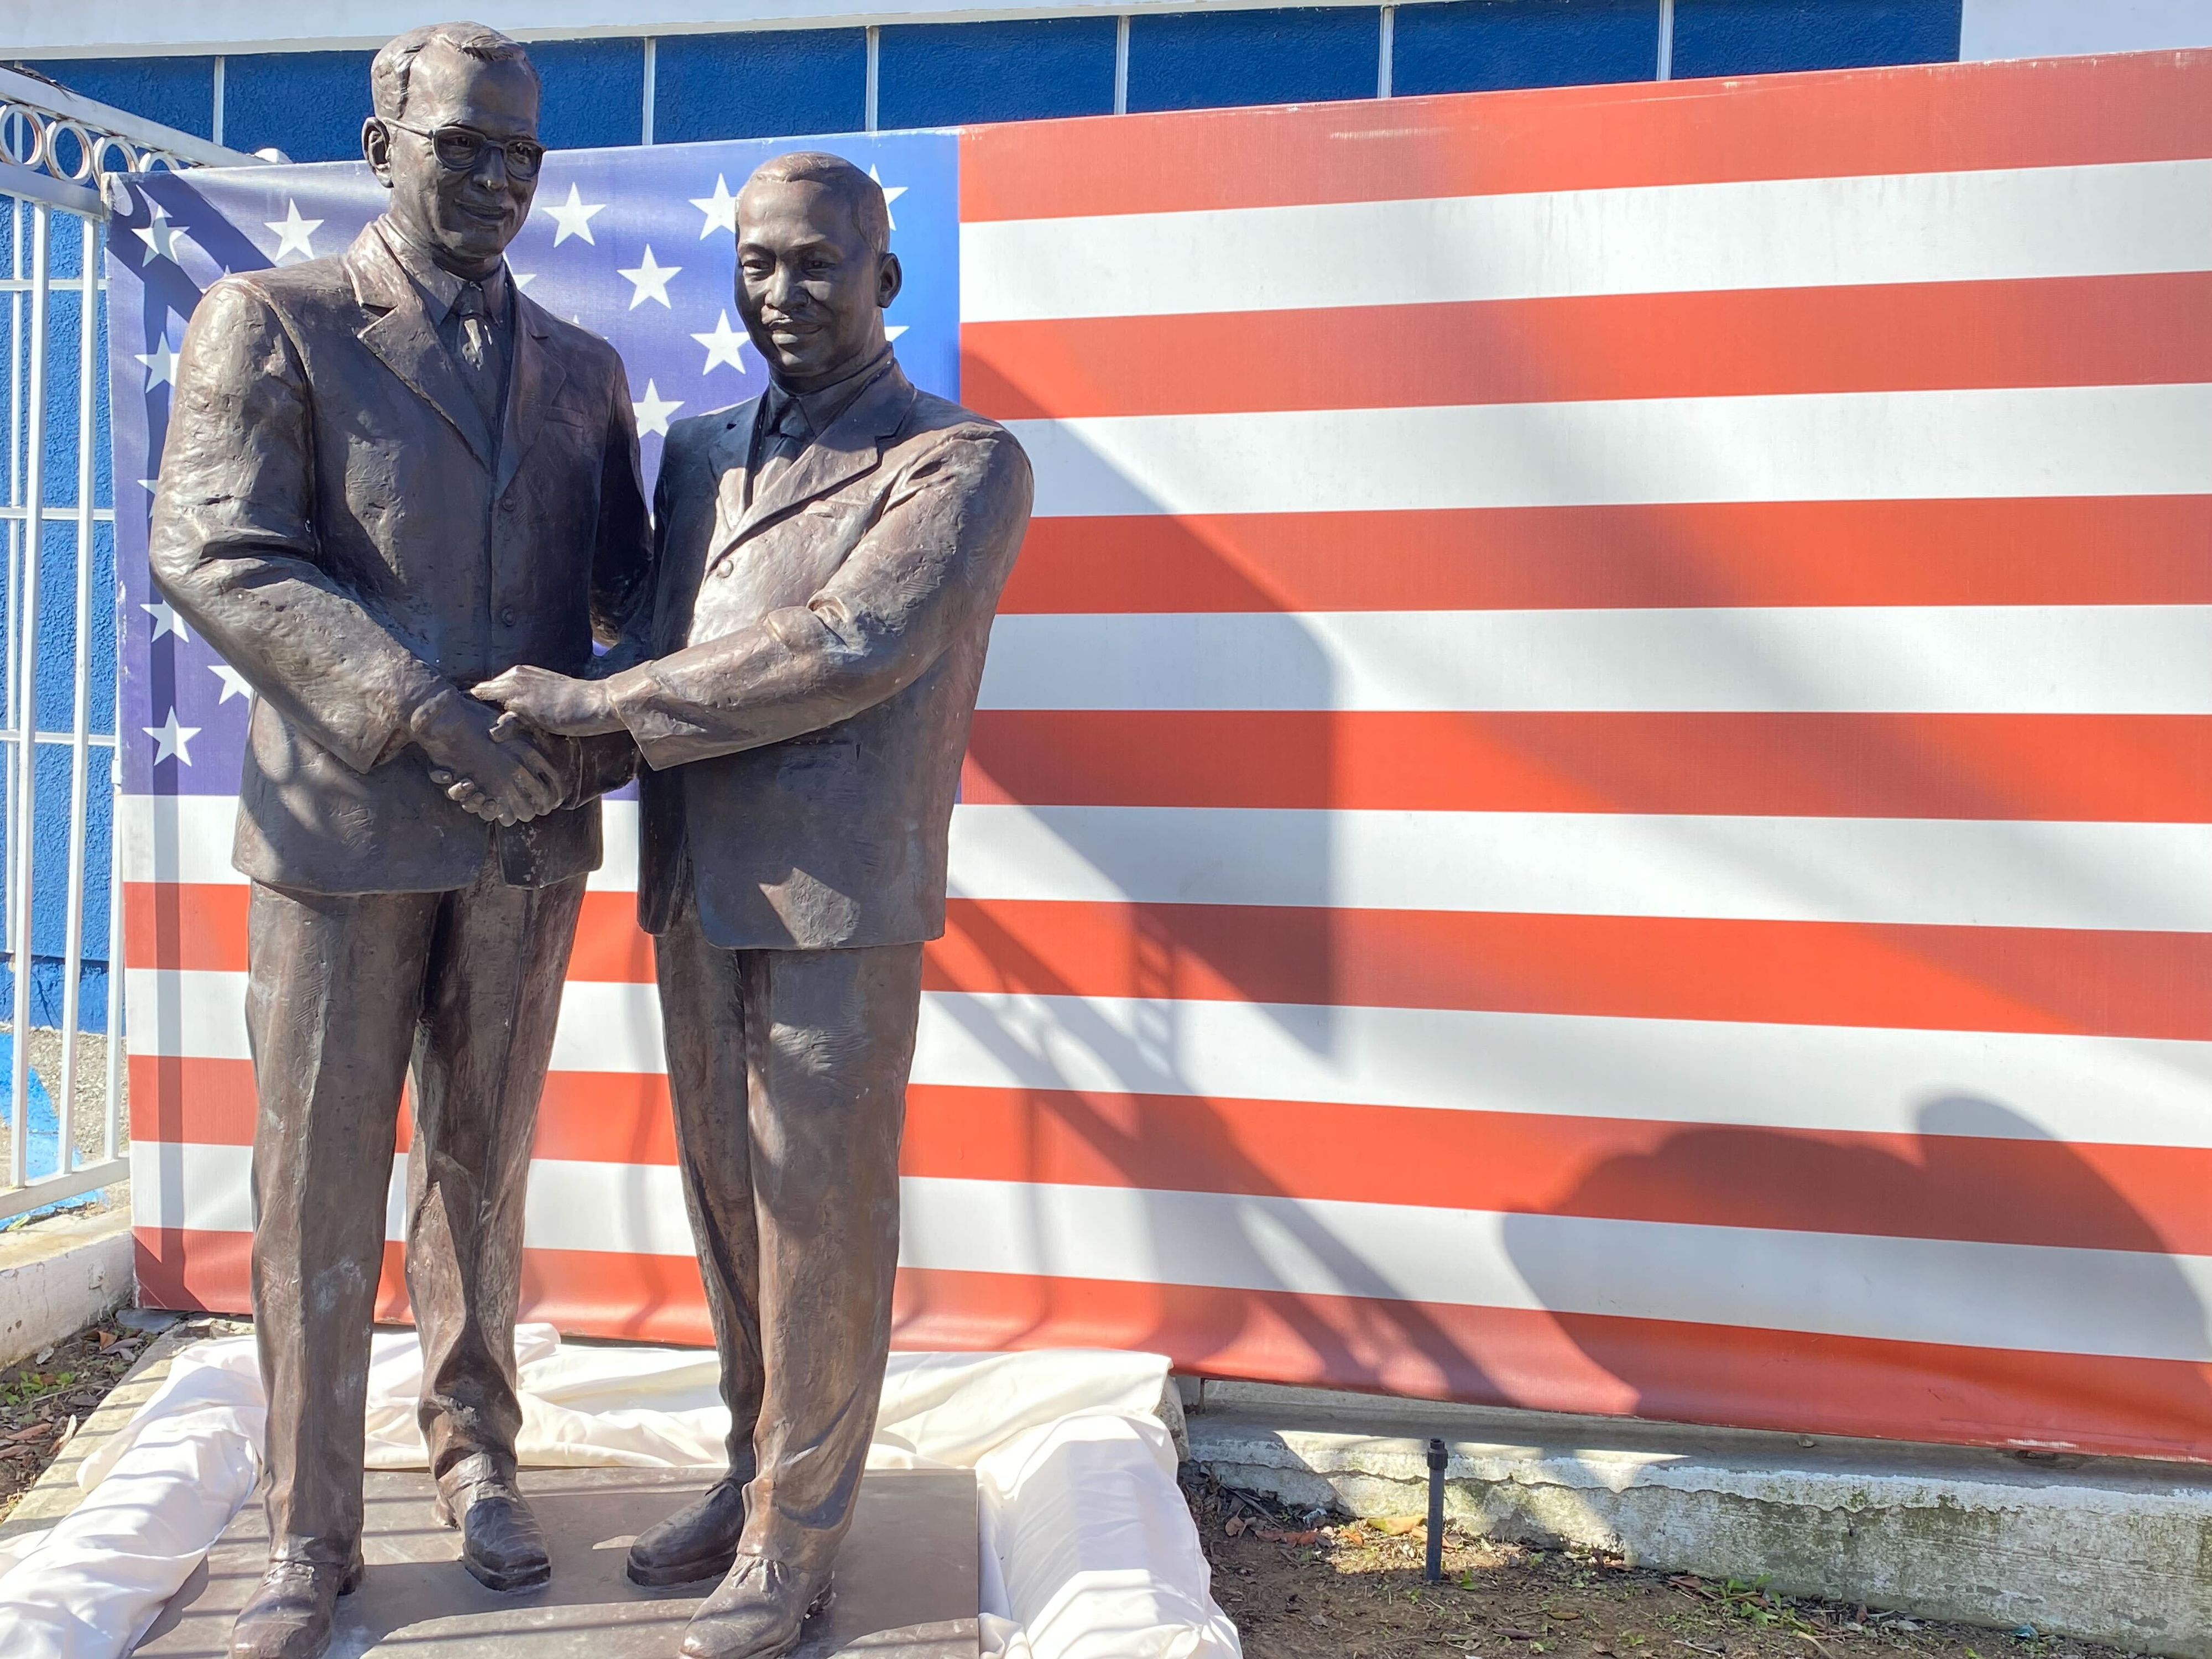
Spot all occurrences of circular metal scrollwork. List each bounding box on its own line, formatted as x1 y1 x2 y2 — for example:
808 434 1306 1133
0 92 183 194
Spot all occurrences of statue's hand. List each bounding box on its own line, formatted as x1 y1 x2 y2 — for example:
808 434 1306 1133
473 665 625 737
410 688 562 824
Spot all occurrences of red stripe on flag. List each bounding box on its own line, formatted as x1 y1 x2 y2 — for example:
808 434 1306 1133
899 1088 2212 1257
959 52 2212 221
133 1237 2212 1460
892 1267 2212 1462
118 1074 2212 1254
931 899 2212 1040
963 275 2212 421
998 498 2212 614
131 1055 679 1165
964 710 2212 821
123 894 2212 1038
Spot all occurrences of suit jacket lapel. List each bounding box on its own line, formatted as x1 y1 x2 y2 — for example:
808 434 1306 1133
346 226 497 470
659 402 759 653
726 362 917 549
495 294 567 498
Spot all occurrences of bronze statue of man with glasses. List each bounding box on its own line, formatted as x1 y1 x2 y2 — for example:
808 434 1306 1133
148 23 652 1659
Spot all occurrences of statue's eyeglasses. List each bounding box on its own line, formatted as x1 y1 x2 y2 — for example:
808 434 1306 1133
383 119 545 180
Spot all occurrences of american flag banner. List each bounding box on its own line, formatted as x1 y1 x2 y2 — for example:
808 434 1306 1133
112 50 2212 1460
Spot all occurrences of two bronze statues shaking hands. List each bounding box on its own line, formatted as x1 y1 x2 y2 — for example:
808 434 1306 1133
147 21 1031 1659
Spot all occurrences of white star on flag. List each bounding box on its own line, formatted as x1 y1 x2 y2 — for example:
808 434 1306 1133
136 338 180 392
869 165 907 232
617 246 681 309
133 205 185 267
144 708 201 765
139 478 159 494
543 183 606 246
691 311 749 373
142 601 189 642
887 324 908 343
210 663 254 703
264 200 322 262
512 272 536 289
632 380 683 437
691 174 739 238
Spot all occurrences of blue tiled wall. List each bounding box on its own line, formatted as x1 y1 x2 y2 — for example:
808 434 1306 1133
1672 0 1963 78
655 30 868 143
15 3 1971 152
532 37 647 150
225 50 377 164
1129 6 1381 111
1395 0 1662 94
879 17 1119 128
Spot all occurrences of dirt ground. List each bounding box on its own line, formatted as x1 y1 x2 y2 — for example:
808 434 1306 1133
1184 1470 2133 1659
0 1313 153 1525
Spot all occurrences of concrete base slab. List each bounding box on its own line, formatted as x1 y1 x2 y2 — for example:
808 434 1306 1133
1185 1380 2212 1659
132 1465 979 1659
0 1205 131 1370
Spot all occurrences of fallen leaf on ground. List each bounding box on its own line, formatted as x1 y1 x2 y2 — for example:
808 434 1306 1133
1380 1515 1425 1536
1224 1515 1247 1537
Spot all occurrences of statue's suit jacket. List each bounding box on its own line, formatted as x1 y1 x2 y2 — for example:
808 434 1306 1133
610 358 1033 949
150 223 653 894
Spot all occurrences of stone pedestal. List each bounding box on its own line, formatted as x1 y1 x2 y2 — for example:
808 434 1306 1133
133 1465 980 1658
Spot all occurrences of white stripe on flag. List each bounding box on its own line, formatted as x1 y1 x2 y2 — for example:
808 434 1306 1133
118 794 642 891
947 805 2212 930
913 993 2212 1150
117 800 2212 932
978 607 2212 715
959 159 2212 321
1010 385 2212 517
129 1142 2212 1364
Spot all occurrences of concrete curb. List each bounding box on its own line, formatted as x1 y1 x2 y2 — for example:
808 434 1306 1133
1182 1380 2212 1659
0 1206 132 1371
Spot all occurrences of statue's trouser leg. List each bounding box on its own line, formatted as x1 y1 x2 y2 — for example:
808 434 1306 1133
406 861 588 1487
657 901 766 1477
245 879 441 1568
657 901 922 1574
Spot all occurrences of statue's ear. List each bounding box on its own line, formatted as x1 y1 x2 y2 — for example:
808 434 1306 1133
363 117 394 185
877 252 903 311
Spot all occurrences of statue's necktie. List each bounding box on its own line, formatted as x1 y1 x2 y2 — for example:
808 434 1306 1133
752 395 812 503
451 281 505 434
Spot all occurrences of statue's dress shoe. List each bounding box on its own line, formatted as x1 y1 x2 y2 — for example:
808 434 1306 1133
431 1458 551 1593
627 1476 750 1587
680 1553 833 1659
228 1552 363 1659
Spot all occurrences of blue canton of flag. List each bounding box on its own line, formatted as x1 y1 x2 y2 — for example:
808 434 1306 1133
106 131 961 799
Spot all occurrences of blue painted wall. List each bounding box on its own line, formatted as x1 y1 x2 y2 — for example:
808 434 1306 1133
532 38 647 150
879 17 1119 127
1128 6 1383 111
1395 0 1663 93
1672 0 1963 77
655 30 868 142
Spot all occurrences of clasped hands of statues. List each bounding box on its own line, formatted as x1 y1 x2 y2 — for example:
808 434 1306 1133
417 664 625 825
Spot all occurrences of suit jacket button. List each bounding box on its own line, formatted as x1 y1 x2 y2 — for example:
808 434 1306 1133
500 606 519 627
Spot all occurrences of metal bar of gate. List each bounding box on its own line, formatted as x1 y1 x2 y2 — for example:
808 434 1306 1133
9 200 47 1192
0 77 266 1219
59 210 96 1172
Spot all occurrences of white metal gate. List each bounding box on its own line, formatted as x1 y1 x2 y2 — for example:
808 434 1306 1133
0 66 259 1220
